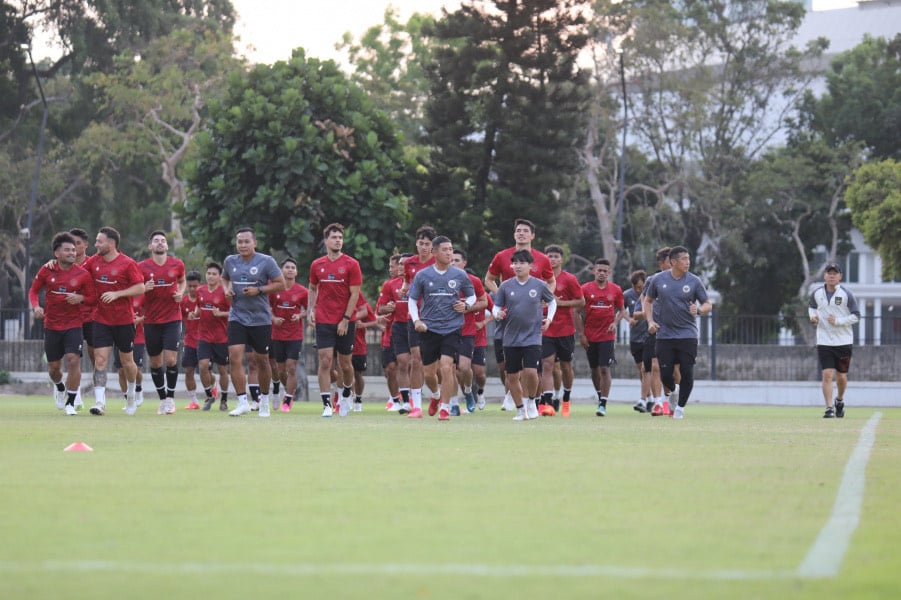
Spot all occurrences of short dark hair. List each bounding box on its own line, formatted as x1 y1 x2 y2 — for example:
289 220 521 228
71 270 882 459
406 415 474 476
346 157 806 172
149 230 167 241
630 269 647 285
453 248 468 261
281 257 297 268
669 246 689 260
323 223 344 238
514 218 535 233
52 232 76 252
432 235 451 248
99 226 120 247
389 253 402 264
206 262 222 274
544 244 564 256
656 246 672 263
595 257 611 267
415 225 437 241
68 228 88 242
186 270 202 282
235 227 255 238
511 249 533 263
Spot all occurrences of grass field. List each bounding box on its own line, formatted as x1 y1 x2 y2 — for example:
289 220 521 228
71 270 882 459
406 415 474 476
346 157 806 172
0 395 899 600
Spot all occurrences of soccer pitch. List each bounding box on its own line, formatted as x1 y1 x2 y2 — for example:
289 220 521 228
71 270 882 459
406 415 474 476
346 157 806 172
1 397 898 599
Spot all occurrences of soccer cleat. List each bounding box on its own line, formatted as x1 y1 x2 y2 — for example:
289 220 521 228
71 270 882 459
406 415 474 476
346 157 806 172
89 402 106 416
321 404 333 418
651 403 664 416
662 402 672 417
673 406 684 419
438 408 450 421
385 398 395 411
229 399 251 417
164 398 176 415
258 399 270 418
596 402 606 417
338 398 350 417
202 397 214 411
633 401 647 414
513 406 527 421
501 392 515 411
280 401 292 413
388 401 403 412
539 404 556 417
407 407 423 419
464 391 476 413
134 390 144 407
65 404 78 416
477 393 486 411
823 407 835 419
353 402 362 413
54 389 66 410
331 390 339 408
125 391 137 416
74 395 84 411
398 402 411 415
219 399 228 412
526 399 540 420
185 401 201 410
552 398 561 413
835 400 845 418
250 400 260 412
428 396 440 417
450 405 461 417
211 385 219 399
561 400 570 417
157 401 166 415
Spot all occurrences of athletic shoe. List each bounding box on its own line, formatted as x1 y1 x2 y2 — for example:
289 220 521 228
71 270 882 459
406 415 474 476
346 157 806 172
125 391 137 416
407 407 423 419
835 400 845 418
280 401 292 413
202 397 214 411
823 407 835 419
331 390 339 407
89 402 106 416
385 398 395 411
134 390 144 407
552 398 561 413
185 401 201 410
250 400 260 412
388 401 403 412
450 405 461 417
428 396 440 417
53 389 66 410
561 400 570 418
662 402 672 417
229 399 251 416
259 399 270 418
633 401 647 414
219 399 228 412
164 398 176 415
513 406 527 421
526 399 539 420
477 393 486 410
595 402 606 417
74 395 84 411
464 391 476 413
353 402 362 413
321 404 333 418
539 404 556 417
211 385 219 399
271 398 280 412
671 384 680 407
673 406 684 419
651 403 664 416
338 398 350 417
501 392 515 411
157 400 166 415
398 402 411 415
438 408 450 421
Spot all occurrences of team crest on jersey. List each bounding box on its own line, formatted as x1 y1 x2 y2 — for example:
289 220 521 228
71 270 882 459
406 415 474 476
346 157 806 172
529 289 538 298
448 280 457 289
836 297 843 305
683 285 690 293
168 269 177 278
250 267 259 275
338 267 346 274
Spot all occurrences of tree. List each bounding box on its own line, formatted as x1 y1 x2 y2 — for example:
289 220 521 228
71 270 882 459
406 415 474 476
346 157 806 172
418 0 592 267
183 49 410 284
845 159 901 281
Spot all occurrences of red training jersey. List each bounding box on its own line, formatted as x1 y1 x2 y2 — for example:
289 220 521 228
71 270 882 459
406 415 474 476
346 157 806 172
544 269 584 338
404 254 435 285
353 296 377 357
181 295 200 348
475 294 494 348
29 263 97 331
462 273 486 336
581 281 624 343
139 256 186 324
309 253 363 325
377 276 409 323
196 284 230 344
270 282 309 341
487 247 554 285
87 252 144 326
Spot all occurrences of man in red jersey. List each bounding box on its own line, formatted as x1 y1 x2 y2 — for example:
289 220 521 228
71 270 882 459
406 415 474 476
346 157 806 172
308 223 362 417
400 225 437 415
85 226 145 415
378 252 413 413
181 271 202 410
451 248 488 414
269 257 308 412
196 262 231 411
376 254 401 411
29 232 97 415
350 294 380 413
539 245 585 417
576 258 626 417
138 230 186 415
68 228 95 410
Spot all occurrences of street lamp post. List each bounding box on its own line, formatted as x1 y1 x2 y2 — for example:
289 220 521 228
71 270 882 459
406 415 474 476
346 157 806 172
21 45 49 340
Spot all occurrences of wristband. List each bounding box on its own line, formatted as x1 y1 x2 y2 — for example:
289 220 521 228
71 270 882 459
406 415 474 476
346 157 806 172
342 315 351 321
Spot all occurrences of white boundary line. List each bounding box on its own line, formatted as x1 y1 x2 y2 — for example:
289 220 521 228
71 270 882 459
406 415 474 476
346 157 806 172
797 411 882 578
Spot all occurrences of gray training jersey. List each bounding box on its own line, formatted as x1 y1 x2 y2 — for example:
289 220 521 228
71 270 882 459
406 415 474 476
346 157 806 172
223 252 283 327
623 287 649 344
642 270 709 340
495 276 556 347
409 265 475 335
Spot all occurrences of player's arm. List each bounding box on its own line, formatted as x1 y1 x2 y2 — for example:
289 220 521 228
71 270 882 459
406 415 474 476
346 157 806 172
307 283 317 326
259 274 286 295
484 271 499 294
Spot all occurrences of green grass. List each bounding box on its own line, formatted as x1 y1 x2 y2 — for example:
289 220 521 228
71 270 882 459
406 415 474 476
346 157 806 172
1 396 899 599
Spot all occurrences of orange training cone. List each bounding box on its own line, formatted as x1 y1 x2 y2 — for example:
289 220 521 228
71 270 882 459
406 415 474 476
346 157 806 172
64 442 93 452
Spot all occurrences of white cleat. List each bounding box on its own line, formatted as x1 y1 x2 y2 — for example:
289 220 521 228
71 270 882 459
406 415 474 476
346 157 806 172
673 406 684 419
74 391 84 411
477 393 486 411
249 400 260 412
229 399 252 417
164 398 176 415
501 392 515 411
352 402 362 413
65 404 77 416
53 389 66 410
89 402 106 416
125 391 137 415
135 390 144 407
526 398 539 420
321 404 333 418
259 399 271 418
513 407 527 421
337 397 350 417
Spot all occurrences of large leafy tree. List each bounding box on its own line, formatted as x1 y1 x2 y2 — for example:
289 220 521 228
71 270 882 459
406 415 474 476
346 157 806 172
845 159 901 282
418 0 592 267
184 50 410 283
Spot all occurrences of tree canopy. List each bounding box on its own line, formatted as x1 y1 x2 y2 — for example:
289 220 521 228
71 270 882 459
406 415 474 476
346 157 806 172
845 159 901 282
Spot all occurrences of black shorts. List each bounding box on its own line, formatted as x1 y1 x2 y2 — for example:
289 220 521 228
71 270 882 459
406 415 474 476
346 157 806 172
228 322 271 355
82 321 94 348
144 320 182 356
494 339 506 365
93 322 136 355
817 345 853 374
352 354 367 373
585 340 616 369
406 320 422 348
504 345 541 374
642 334 657 373
420 330 461 366
115 343 145 369
181 345 198 369
542 335 575 362
457 335 476 361
44 327 83 363
198 340 229 366
392 321 411 355
629 340 645 365
382 345 396 366
315 322 355 355
655 338 698 370
270 339 302 363
472 346 487 367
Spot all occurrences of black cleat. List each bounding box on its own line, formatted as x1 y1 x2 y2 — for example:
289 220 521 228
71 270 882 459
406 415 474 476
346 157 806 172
823 407 835 419
835 400 844 418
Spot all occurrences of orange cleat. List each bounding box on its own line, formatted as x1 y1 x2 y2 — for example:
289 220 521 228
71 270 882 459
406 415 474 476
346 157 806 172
651 403 664 416
539 404 556 417
185 401 201 410
428 396 440 417
561 400 570 417
663 402 672 417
